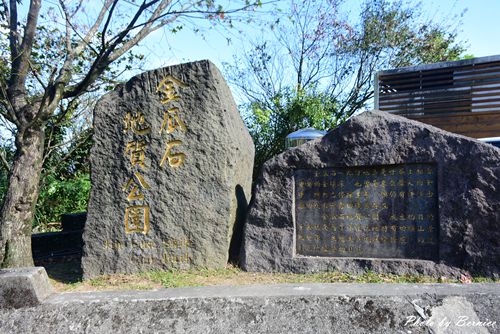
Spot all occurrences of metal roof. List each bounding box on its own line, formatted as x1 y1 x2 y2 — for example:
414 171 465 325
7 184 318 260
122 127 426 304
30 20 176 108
286 128 327 140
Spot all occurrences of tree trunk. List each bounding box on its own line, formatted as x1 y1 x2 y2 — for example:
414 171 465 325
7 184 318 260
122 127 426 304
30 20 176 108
0 126 45 267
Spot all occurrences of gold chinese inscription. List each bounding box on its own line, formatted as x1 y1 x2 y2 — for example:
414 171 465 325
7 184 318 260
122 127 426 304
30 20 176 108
125 140 147 168
124 112 151 135
159 107 187 134
123 172 151 201
122 111 151 234
157 75 188 104
103 238 192 267
294 164 439 260
157 75 188 168
159 140 185 167
124 205 150 234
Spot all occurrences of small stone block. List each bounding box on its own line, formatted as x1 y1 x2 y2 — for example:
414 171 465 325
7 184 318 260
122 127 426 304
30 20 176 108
61 212 87 231
0 267 54 309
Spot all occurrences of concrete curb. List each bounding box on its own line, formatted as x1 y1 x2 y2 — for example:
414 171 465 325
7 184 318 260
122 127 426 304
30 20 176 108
0 268 498 333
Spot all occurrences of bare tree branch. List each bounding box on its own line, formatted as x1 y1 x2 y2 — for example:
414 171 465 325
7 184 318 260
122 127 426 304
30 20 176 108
8 0 41 116
42 127 91 171
64 0 165 99
100 0 119 49
28 59 47 91
0 80 17 125
70 0 83 19
60 0 269 101
58 130 91 164
0 108 13 125
8 0 18 62
32 0 78 119
59 0 72 53
81 0 115 49
59 1 113 58
109 0 180 62
30 0 118 123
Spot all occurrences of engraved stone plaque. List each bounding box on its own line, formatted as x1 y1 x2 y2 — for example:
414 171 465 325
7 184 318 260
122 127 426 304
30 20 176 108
294 164 439 260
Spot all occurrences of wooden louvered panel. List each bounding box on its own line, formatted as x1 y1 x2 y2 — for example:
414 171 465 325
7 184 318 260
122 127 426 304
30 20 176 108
379 70 500 87
380 80 500 96
377 57 500 138
406 111 500 138
379 60 500 80
380 90 500 103
383 101 500 113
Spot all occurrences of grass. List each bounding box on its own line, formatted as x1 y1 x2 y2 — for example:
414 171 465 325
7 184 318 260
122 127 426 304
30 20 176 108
47 263 500 293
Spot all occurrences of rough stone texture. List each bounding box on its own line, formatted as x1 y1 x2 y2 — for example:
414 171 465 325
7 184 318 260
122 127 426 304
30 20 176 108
82 60 254 279
242 110 500 278
426 296 491 334
0 267 54 309
0 283 498 333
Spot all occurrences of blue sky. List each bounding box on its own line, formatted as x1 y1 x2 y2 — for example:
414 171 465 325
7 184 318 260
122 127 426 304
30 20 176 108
137 0 500 72
2 1 498 142
14 0 500 75
420 0 500 57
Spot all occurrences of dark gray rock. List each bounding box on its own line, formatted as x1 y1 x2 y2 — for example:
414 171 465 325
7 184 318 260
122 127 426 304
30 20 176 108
61 212 86 232
0 267 53 309
242 110 500 278
82 60 254 279
32 230 83 260
0 283 498 333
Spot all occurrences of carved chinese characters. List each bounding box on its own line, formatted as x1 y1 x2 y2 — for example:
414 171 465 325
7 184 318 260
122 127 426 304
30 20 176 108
294 164 438 260
82 61 255 279
157 76 188 168
123 115 151 234
118 75 188 235
242 110 500 277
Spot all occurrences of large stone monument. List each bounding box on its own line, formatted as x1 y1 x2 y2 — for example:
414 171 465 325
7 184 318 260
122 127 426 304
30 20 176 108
82 60 254 278
241 110 500 278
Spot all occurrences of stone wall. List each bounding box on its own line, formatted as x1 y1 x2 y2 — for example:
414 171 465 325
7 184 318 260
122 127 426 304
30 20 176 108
0 268 498 334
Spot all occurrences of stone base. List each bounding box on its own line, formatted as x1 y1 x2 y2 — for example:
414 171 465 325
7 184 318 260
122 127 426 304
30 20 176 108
0 267 54 309
0 277 498 333
242 256 467 278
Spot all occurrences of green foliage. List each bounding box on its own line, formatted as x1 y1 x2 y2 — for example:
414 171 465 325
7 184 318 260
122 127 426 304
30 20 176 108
355 0 465 67
32 127 93 232
34 173 90 232
0 128 92 232
227 0 468 178
245 88 345 177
